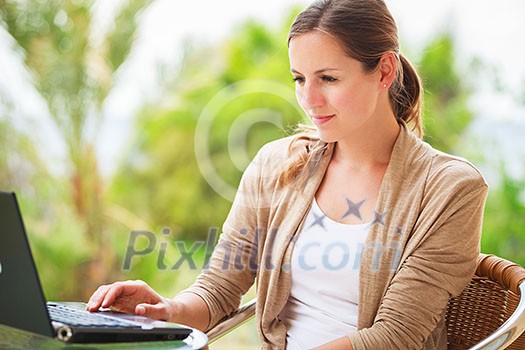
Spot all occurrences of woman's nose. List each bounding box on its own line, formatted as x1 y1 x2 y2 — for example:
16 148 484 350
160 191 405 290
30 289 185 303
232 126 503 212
297 82 325 110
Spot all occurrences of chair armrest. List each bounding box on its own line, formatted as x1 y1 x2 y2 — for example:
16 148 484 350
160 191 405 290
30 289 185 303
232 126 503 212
468 254 525 350
469 281 525 350
206 298 256 343
477 254 525 294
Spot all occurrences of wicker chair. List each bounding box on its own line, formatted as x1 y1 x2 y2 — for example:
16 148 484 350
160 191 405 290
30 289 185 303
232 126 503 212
206 254 525 349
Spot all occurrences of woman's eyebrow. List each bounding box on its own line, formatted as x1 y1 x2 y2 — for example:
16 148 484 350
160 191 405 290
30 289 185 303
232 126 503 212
290 68 342 74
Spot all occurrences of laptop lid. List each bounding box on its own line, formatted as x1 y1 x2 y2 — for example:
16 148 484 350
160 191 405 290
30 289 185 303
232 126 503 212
0 191 54 337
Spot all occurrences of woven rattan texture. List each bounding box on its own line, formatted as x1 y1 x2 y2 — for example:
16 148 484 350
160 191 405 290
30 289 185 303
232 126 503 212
446 274 525 349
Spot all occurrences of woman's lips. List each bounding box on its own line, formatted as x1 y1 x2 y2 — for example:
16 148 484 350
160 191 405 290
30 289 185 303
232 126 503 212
311 114 335 125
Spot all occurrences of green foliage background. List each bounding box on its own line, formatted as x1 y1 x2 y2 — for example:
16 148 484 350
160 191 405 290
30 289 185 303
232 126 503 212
0 1 524 347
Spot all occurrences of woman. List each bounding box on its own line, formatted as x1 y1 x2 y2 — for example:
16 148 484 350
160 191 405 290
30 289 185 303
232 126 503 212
87 0 488 349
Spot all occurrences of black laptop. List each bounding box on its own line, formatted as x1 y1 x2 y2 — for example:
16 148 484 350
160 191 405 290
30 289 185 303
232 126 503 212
0 191 193 343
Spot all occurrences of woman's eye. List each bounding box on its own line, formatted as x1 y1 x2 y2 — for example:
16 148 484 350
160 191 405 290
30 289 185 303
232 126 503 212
292 76 305 84
321 75 337 83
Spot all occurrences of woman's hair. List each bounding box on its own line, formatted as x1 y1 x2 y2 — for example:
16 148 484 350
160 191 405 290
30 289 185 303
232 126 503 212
281 0 423 186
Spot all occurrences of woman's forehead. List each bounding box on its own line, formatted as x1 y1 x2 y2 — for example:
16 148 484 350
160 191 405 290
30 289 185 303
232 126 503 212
288 31 358 72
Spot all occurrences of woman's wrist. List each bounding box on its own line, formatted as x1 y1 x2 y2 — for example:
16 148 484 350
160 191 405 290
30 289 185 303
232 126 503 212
168 292 211 330
164 297 183 322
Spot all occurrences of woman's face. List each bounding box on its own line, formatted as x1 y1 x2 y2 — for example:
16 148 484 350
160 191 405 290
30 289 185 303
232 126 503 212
289 31 384 143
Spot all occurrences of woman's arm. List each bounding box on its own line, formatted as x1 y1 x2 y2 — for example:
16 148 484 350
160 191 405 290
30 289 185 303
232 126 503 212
169 292 210 330
348 168 488 349
178 142 275 330
88 142 280 333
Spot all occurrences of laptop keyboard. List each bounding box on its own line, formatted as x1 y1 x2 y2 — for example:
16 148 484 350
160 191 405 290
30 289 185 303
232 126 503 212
48 304 139 328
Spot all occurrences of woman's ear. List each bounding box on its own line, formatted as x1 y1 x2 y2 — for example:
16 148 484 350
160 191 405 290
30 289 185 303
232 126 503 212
378 51 397 89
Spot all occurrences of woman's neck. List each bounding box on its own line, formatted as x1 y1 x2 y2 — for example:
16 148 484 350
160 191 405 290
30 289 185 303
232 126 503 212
332 116 401 172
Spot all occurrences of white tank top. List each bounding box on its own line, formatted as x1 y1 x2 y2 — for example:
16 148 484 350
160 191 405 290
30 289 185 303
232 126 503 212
280 198 370 349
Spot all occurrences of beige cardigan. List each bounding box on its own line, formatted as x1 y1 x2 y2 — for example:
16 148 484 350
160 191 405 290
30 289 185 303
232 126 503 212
186 123 488 349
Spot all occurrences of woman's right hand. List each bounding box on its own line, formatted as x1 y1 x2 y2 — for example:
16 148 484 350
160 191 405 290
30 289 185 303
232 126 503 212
86 280 176 321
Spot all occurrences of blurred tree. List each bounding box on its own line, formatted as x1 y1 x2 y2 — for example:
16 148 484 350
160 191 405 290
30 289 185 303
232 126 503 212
0 0 154 299
418 34 525 265
109 13 304 246
481 171 525 266
0 109 47 190
418 33 474 153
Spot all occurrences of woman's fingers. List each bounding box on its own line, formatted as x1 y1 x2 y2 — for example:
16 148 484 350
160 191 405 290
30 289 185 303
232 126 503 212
135 302 169 320
86 282 130 311
86 280 160 314
101 282 126 308
86 284 112 311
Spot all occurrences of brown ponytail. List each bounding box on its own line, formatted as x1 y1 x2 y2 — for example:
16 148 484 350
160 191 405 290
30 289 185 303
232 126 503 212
390 54 424 138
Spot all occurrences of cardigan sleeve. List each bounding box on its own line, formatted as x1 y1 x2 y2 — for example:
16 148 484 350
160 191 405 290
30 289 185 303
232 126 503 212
182 146 266 331
348 160 489 349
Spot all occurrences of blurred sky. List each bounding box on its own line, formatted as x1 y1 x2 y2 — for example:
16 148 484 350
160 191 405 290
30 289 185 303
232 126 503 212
1 0 524 179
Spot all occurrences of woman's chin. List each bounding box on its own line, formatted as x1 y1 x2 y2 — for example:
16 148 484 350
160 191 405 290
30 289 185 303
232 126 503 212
316 131 338 144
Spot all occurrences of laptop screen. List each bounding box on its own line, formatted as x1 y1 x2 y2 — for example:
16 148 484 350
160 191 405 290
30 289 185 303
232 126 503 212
0 191 54 337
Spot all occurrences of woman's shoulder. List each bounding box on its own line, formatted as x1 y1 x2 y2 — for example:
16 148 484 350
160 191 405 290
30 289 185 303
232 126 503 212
424 144 488 191
395 124 487 190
